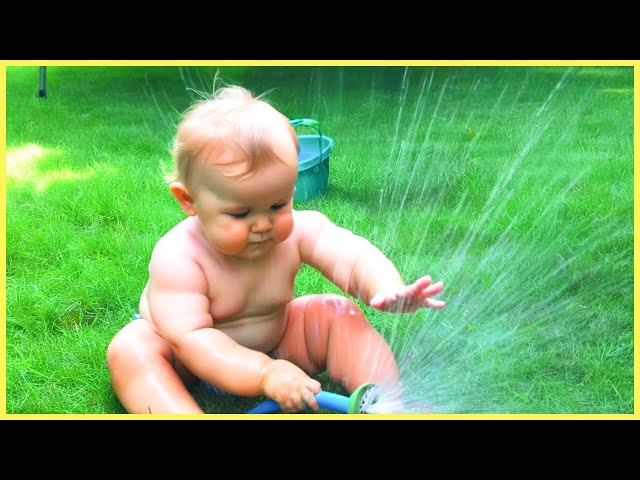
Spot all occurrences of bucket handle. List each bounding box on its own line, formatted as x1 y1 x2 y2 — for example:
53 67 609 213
289 118 324 159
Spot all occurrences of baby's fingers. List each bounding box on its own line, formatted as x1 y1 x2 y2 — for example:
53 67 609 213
301 388 319 412
421 281 444 298
424 298 446 309
282 391 303 413
410 275 433 294
308 379 322 394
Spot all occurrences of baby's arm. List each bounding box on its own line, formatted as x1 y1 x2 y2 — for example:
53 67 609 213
147 253 269 396
146 248 320 411
297 210 444 312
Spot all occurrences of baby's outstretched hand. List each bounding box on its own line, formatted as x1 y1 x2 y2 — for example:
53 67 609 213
370 275 445 313
261 359 322 413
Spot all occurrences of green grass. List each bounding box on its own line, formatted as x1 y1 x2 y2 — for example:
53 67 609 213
5 65 633 414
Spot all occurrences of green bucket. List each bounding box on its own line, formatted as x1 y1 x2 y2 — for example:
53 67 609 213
290 118 334 202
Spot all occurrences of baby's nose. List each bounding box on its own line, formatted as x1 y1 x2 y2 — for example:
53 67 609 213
251 216 272 233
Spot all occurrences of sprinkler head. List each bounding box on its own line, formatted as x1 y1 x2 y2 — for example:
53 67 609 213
347 383 382 414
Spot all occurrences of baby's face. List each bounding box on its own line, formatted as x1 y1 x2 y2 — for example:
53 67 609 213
189 150 298 261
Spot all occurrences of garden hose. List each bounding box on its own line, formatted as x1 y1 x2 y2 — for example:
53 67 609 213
246 382 382 414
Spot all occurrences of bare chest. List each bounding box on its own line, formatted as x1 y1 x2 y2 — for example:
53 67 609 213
201 244 301 322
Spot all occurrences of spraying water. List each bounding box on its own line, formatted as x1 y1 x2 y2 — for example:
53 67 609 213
358 66 633 414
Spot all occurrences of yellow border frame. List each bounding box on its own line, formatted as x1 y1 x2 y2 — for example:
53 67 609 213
1 59 637 420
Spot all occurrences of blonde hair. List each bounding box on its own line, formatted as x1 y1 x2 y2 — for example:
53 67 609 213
166 85 298 185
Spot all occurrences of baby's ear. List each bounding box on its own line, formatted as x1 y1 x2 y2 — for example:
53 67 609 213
170 182 196 216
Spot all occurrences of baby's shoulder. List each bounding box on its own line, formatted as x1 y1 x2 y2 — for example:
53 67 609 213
147 218 208 288
293 209 331 229
290 209 341 248
149 218 199 266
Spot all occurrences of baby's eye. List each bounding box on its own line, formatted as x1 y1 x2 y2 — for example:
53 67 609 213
271 203 286 211
228 211 250 219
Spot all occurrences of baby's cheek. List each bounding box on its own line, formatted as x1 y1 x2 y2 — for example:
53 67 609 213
273 214 294 243
212 222 249 255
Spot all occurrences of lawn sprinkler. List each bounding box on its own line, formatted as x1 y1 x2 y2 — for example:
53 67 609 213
246 382 382 414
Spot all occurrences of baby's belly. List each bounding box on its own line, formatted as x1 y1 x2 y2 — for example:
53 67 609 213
215 310 287 353
139 283 288 353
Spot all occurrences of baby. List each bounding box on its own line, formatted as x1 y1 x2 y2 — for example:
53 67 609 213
107 85 445 414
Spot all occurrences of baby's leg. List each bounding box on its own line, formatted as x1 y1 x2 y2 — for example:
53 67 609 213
273 294 399 393
107 319 203 414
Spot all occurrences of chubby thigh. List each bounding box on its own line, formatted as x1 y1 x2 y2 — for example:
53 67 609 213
107 317 202 406
272 294 398 391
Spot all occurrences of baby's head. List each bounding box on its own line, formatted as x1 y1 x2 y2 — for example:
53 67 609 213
168 85 298 186
168 86 300 260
